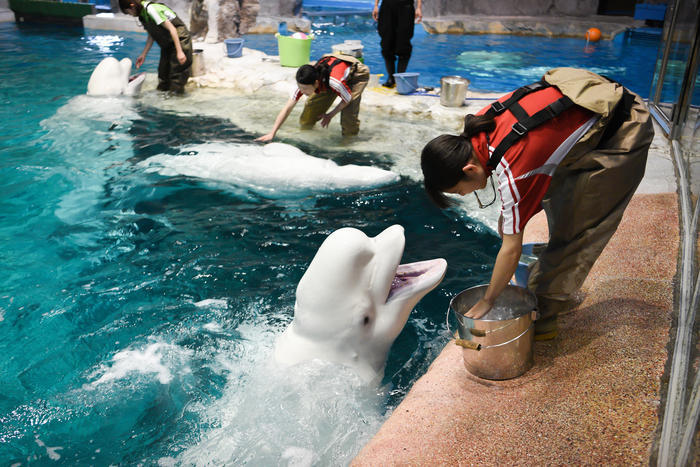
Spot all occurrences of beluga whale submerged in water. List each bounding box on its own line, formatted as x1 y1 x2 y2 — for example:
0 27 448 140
87 57 146 97
274 225 447 384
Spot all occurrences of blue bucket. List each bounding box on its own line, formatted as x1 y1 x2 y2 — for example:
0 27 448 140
224 38 244 58
511 242 543 288
394 72 419 95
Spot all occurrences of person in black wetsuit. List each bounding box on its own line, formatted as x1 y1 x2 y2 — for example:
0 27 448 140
119 0 193 94
372 0 422 88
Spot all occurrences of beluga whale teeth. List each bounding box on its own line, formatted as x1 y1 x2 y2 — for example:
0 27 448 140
273 224 447 384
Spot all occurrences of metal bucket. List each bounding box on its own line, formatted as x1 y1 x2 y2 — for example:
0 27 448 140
449 284 538 380
191 49 205 77
440 75 470 107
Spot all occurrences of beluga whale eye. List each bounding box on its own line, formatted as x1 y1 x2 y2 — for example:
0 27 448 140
363 315 371 326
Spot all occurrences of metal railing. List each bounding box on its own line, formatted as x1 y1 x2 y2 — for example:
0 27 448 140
649 0 700 465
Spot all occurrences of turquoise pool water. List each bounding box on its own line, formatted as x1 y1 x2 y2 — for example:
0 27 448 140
0 23 497 464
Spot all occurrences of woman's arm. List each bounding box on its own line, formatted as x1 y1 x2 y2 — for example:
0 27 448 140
318 99 351 128
255 97 298 142
136 35 154 69
162 20 186 65
415 0 422 23
466 230 523 318
372 0 380 21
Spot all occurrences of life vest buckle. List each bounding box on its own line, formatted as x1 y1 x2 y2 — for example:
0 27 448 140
512 121 528 136
525 82 545 91
491 101 506 114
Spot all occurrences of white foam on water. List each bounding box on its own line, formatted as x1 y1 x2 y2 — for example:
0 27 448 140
156 456 177 467
178 310 388 466
194 298 228 309
202 321 224 333
42 95 138 233
34 437 63 461
281 446 316 467
89 341 191 386
140 142 400 198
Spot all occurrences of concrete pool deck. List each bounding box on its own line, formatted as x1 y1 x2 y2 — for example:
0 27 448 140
177 44 692 463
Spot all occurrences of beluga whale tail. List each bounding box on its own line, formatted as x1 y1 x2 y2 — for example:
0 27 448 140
87 57 146 97
274 225 447 384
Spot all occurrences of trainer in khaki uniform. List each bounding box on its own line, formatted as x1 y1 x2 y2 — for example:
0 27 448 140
420 67 654 340
256 53 370 142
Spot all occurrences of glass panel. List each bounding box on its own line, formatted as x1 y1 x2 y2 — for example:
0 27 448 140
650 0 700 131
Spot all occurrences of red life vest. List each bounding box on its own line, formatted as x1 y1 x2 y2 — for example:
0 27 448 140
470 82 597 234
292 56 354 103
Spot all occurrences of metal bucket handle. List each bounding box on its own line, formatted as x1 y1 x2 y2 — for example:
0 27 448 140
446 304 539 351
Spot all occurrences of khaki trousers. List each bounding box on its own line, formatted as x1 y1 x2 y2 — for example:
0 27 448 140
527 89 654 319
299 62 370 136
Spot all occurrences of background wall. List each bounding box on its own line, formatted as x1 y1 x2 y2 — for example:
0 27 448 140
420 0 599 17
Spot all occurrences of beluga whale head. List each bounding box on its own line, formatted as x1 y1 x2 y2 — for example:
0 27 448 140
87 57 146 97
274 225 447 384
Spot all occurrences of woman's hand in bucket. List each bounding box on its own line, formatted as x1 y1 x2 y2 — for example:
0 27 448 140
465 298 492 319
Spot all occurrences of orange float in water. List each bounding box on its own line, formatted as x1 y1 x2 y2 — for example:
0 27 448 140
586 27 602 42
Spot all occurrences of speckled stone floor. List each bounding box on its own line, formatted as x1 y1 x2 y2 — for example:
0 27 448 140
353 193 678 465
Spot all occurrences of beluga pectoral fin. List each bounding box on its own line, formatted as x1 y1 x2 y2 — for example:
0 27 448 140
273 224 447 384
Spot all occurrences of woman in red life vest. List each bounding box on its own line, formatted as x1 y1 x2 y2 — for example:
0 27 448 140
256 54 370 142
421 68 654 340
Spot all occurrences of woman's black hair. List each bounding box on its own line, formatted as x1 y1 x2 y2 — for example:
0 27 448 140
118 0 140 14
421 114 496 208
296 57 332 89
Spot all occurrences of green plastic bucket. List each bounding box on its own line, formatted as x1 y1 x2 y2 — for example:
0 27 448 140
276 33 313 67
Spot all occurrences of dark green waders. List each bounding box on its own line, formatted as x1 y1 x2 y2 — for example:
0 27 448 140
526 68 655 339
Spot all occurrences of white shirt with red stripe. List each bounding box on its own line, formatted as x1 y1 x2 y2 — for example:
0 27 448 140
291 57 354 104
470 87 599 235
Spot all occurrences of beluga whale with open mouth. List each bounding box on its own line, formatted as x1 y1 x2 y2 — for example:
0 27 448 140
87 57 146 97
274 225 447 384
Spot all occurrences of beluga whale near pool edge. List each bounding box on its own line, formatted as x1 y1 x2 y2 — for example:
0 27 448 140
87 57 146 97
274 225 447 384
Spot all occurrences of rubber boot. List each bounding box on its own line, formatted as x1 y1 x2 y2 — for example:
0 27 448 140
397 56 409 74
382 56 395 87
534 315 558 341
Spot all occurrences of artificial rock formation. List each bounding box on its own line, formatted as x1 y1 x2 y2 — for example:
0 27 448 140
190 0 261 42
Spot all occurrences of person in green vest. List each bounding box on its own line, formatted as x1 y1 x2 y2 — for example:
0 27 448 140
119 0 193 94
